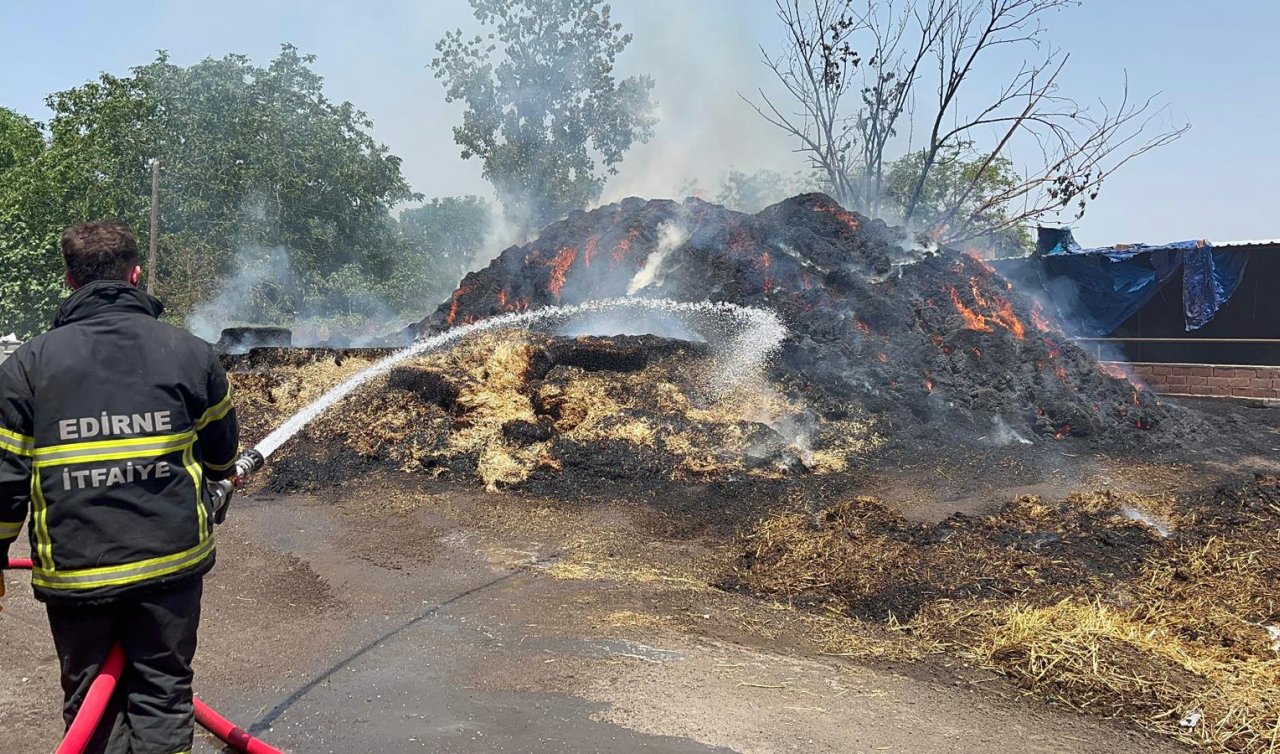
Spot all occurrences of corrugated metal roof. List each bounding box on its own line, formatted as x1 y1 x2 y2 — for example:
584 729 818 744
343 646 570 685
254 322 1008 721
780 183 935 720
1215 239 1280 249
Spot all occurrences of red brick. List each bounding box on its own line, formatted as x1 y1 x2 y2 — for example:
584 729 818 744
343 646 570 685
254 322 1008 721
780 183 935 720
1251 378 1271 388
1272 379 1280 390
1230 377 1252 388
1212 386 1231 396
1166 375 1188 386
1152 365 1172 376
1186 376 1207 386
1207 377 1231 387
1189 366 1212 377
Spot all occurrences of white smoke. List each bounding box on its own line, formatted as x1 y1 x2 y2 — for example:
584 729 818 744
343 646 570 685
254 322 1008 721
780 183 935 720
627 219 689 295
986 415 1033 446
1119 505 1172 538
600 1 806 203
188 245 293 343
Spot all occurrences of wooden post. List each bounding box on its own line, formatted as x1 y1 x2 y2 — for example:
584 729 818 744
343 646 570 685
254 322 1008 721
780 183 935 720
147 158 159 295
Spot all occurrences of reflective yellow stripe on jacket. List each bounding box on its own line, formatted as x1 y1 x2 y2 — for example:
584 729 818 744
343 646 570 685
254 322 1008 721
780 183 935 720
33 431 195 468
195 386 233 430
31 536 213 590
0 426 34 456
0 520 21 539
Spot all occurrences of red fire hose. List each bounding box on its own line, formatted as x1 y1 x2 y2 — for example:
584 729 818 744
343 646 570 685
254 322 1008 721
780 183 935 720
194 697 284 754
54 643 125 754
5 557 284 754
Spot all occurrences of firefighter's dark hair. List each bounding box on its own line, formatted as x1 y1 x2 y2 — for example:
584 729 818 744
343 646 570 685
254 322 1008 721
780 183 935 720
61 221 141 286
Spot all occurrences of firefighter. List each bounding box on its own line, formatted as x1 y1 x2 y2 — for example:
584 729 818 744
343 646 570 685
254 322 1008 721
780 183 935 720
0 221 239 754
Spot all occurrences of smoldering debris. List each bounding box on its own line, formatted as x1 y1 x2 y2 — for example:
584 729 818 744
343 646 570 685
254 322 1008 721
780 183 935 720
731 477 1280 753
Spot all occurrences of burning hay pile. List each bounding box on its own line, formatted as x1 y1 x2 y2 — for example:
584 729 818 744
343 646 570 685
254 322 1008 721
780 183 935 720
421 193 1178 452
730 476 1280 752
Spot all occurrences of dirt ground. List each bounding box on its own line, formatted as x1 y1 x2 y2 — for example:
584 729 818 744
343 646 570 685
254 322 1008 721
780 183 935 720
0 460 1201 754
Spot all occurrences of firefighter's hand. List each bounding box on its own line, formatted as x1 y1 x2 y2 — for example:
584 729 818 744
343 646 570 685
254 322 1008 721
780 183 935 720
209 480 234 525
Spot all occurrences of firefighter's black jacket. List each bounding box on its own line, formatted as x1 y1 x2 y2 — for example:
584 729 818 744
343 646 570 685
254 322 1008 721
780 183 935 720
0 281 238 603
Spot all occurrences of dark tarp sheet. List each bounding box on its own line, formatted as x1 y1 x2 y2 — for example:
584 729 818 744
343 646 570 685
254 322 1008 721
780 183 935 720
1033 228 1248 335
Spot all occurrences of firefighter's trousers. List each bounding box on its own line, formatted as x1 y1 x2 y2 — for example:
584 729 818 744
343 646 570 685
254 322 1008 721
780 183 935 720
45 577 203 754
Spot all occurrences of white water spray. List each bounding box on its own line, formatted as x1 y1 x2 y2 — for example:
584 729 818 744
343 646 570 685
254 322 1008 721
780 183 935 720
251 298 788 461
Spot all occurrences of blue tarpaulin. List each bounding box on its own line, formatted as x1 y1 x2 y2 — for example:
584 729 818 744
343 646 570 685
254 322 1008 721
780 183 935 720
1035 228 1249 335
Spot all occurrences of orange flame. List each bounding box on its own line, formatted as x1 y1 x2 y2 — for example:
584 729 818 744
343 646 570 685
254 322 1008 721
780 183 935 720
1055 364 1068 383
877 352 887 363
1031 302 1052 332
756 252 773 293
965 277 1025 339
1054 423 1072 440
972 347 982 358
446 283 475 326
946 286 992 332
496 290 529 313
924 371 934 392
990 299 1026 339
968 278 990 307
855 320 872 334
583 233 602 267
543 246 578 299
611 228 640 266
813 203 860 233
1098 362 1128 380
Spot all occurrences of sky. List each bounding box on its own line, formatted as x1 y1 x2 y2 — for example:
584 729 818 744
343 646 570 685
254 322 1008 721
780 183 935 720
1 0 1277 246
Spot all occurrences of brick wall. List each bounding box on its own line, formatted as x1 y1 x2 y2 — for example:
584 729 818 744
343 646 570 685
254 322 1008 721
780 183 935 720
1107 362 1280 401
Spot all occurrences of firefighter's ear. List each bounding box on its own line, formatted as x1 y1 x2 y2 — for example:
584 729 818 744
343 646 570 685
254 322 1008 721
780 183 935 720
65 270 80 290
128 266 142 287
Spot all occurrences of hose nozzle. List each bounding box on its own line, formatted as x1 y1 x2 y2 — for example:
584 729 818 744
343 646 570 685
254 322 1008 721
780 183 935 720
233 449 265 478
209 449 266 525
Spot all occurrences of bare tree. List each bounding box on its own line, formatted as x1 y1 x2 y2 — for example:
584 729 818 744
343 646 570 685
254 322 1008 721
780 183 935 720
745 0 1188 248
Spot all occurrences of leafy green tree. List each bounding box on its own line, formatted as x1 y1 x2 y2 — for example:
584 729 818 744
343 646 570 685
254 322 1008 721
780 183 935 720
0 109 43 176
396 195 493 304
0 107 74 337
433 0 657 233
0 46 419 336
884 146 1031 257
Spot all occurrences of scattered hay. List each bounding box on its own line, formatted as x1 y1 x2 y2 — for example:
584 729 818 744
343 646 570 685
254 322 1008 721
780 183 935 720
228 332 882 491
731 476 1280 753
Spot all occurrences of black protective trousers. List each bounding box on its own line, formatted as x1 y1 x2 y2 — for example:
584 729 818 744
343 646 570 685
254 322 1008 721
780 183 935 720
45 577 203 754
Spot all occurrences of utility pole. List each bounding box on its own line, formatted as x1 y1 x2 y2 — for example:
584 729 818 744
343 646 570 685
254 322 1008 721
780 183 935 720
147 158 159 295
